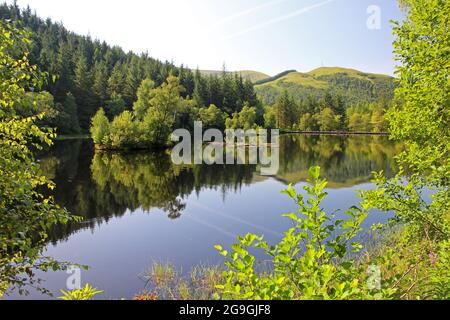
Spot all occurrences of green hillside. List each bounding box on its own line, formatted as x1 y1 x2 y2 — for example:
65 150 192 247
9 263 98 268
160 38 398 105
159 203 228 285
200 70 270 83
255 67 396 106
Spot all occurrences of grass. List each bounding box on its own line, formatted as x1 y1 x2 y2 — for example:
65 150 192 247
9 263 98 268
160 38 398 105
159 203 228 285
359 227 449 300
307 67 393 82
137 262 224 300
278 72 329 88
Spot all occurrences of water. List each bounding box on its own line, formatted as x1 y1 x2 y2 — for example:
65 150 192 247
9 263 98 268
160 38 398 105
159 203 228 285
6 134 401 299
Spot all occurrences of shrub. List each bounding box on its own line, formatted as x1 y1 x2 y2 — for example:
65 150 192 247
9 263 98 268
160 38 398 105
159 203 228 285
90 108 110 145
59 283 103 300
215 167 395 300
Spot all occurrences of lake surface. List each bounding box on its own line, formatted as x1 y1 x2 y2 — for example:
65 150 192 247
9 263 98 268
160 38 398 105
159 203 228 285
6 134 401 299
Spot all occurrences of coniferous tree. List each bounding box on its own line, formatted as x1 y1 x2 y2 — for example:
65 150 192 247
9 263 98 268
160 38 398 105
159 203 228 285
107 63 125 97
92 60 108 105
74 55 94 129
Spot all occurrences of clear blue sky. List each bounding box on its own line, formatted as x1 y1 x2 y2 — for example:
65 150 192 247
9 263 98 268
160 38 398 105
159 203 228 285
9 0 403 76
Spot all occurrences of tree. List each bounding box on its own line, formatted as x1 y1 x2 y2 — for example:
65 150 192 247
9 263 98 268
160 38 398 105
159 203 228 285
0 2 263 136
0 21 76 297
198 104 225 129
298 113 317 131
316 107 341 131
53 40 74 103
104 93 126 120
90 108 110 145
347 112 364 132
221 67 236 115
141 75 185 146
238 104 257 130
132 78 155 120
109 111 137 148
90 76 186 149
370 108 387 133
193 68 208 108
124 56 144 105
362 0 450 299
74 54 94 130
275 91 297 129
263 106 277 129
107 62 125 97
92 60 108 104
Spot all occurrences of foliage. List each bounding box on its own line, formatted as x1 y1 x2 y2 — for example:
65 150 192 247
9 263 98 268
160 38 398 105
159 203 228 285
132 78 156 120
225 104 258 130
0 20 77 297
315 107 341 131
56 92 81 134
59 283 103 300
263 106 277 129
198 104 225 129
361 0 450 299
90 108 110 145
297 113 316 131
274 90 297 129
264 88 388 132
0 3 261 133
346 102 388 133
104 93 126 120
109 111 138 148
90 75 185 149
215 167 395 300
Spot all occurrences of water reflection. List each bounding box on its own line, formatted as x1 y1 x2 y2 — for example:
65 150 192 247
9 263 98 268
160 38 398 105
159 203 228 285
39 135 401 243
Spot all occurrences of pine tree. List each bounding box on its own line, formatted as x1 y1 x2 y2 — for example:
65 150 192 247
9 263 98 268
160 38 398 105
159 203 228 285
124 56 144 106
53 40 74 103
276 91 297 129
93 60 109 105
74 54 94 130
107 63 125 97
193 69 208 108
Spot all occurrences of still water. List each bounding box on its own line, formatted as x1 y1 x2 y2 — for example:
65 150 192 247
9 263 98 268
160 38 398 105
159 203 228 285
8 134 401 299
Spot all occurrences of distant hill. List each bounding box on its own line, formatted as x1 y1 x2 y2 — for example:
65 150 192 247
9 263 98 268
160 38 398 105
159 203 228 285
200 70 270 83
255 67 396 106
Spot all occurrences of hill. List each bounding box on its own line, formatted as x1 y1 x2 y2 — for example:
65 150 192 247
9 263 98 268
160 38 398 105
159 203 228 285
255 67 396 106
200 70 270 83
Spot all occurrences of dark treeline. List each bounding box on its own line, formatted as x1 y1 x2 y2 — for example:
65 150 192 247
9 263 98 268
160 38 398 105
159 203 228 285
0 2 260 133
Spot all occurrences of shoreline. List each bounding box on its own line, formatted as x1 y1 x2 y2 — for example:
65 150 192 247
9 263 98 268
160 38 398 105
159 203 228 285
282 131 390 136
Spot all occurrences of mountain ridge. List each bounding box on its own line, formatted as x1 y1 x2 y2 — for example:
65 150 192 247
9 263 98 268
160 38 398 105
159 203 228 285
254 67 396 106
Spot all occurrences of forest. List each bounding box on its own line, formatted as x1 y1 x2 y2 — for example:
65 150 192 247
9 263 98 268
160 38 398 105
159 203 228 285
0 3 260 136
1 2 393 150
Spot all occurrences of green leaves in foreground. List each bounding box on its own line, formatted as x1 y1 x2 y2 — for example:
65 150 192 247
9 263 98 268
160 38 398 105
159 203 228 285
59 283 103 300
215 166 394 300
0 20 78 297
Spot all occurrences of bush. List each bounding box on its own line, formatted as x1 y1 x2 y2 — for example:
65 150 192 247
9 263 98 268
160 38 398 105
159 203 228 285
215 167 395 300
109 111 138 148
90 108 110 145
59 283 103 300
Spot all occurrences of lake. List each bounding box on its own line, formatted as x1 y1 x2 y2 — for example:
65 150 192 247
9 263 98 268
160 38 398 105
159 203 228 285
6 134 401 299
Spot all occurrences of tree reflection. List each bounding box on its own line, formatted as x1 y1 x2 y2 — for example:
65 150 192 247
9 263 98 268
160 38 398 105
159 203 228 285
38 135 401 242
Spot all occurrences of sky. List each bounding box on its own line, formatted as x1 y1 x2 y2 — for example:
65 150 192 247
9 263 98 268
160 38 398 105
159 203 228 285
7 0 403 76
